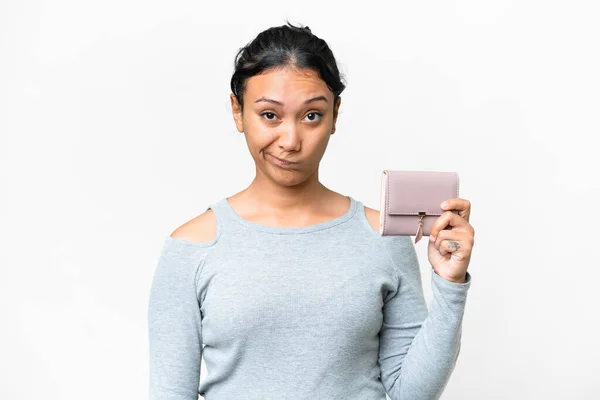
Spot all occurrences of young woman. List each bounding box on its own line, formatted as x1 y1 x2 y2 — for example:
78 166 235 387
148 22 474 400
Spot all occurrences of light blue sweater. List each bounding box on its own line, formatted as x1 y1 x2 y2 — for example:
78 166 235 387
148 196 472 399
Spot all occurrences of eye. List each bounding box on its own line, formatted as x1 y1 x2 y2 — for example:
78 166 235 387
260 111 324 123
261 112 277 121
305 112 323 122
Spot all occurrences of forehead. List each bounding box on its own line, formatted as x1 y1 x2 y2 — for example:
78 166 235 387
245 67 331 104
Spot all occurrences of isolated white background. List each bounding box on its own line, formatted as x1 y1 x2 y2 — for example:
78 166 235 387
1 1 599 399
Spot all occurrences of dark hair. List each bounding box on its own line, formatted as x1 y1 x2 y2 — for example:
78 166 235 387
230 21 347 113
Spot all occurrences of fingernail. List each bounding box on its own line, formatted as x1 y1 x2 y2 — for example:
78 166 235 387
440 202 447 209
430 235 436 242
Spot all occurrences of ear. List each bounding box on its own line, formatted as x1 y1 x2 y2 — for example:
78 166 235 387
331 96 341 135
230 93 244 133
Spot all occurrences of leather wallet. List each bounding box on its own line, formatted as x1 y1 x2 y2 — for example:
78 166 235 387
379 170 460 243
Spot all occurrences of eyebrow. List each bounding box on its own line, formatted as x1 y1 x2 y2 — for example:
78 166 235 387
253 96 329 106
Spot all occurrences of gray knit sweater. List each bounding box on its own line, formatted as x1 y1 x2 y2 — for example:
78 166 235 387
148 196 472 399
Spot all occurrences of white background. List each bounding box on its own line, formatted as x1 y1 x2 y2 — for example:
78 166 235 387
1 1 599 399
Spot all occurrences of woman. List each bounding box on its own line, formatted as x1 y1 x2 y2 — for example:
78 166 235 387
148 22 474 400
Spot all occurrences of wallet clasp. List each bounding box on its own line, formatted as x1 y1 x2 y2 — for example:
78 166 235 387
415 211 426 243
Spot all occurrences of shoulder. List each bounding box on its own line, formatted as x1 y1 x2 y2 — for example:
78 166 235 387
360 202 412 250
362 204 380 234
359 203 418 280
361 203 404 245
170 208 218 244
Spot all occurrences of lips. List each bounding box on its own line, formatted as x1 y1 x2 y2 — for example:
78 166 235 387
268 154 297 164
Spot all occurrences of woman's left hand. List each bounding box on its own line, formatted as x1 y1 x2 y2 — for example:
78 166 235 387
427 198 475 283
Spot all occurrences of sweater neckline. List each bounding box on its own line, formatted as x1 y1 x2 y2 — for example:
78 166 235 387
219 195 358 234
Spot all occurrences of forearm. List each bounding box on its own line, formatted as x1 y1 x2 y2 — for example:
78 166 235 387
388 268 471 400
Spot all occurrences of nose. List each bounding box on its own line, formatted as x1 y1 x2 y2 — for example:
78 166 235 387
276 124 301 152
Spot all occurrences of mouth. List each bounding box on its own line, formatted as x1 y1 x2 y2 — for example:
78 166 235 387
266 153 298 167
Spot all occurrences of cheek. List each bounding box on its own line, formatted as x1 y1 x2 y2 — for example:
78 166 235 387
244 131 277 156
242 120 272 142
243 119 330 154
313 132 331 151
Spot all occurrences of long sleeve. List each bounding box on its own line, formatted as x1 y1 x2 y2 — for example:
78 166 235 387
147 238 207 400
378 235 472 400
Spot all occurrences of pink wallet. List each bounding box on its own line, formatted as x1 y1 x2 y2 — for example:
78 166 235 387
379 170 460 243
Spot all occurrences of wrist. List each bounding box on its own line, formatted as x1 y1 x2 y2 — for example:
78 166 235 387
448 275 466 284
436 271 467 284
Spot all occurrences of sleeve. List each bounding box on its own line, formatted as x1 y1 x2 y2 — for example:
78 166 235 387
378 235 472 400
147 239 207 400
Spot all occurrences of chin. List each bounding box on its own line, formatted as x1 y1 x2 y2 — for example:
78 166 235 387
264 165 308 186
271 172 305 186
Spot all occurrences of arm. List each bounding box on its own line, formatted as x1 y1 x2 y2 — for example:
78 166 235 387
378 235 472 400
148 240 205 399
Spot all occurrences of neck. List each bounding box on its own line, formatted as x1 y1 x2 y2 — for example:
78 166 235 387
240 167 333 214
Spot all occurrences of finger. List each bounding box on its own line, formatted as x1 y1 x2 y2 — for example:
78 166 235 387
440 197 470 212
429 211 470 241
438 239 460 256
434 230 473 255
440 198 471 222
435 230 456 250
432 229 467 248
